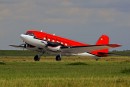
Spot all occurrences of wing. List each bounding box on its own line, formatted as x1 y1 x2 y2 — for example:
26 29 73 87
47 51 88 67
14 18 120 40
61 44 121 54
9 44 25 49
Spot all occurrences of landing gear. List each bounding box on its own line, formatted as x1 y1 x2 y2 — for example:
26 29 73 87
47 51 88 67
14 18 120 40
96 58 99 61
34 55 40 61
34 50 45 61
34 53 62 61
55 54 61 61
95 57 100 61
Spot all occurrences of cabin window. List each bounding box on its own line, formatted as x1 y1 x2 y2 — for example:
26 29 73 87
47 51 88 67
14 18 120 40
57 41 59 43
43 37 46 40
65 43 68 46
52 40 55 42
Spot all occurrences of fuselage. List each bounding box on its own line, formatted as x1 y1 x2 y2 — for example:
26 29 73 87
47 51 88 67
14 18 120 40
20 30 95 56
25 30 88 46
9 29 121 61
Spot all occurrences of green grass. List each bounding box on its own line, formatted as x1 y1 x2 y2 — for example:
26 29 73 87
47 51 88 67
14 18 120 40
1 50 130 56
0 56 130 87
0 50 38 56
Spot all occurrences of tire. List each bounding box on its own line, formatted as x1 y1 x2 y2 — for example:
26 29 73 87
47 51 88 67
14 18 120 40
34 55 40 61
56 54 61 61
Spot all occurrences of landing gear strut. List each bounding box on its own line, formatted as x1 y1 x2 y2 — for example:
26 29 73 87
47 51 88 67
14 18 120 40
55 54 61 61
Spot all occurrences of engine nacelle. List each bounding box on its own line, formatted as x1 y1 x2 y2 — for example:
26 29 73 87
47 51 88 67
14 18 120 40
41 40 62 52
47 46 61 52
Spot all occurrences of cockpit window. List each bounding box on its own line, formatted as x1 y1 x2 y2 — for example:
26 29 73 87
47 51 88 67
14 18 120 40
26 32 34 36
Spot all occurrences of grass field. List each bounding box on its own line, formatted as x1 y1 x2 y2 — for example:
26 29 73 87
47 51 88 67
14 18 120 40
0 56 130 87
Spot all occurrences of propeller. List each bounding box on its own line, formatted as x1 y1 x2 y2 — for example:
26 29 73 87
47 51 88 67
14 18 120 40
21 40 27 50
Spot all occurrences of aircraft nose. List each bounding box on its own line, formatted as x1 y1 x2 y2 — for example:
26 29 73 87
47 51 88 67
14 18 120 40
20 34 27 41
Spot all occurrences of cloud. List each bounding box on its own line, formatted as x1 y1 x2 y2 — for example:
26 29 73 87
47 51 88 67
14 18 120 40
0 8 11 20
0 0 130 50
0 0 130 26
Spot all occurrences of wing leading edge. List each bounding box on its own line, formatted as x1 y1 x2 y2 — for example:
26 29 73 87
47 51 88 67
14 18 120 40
9 45 25 48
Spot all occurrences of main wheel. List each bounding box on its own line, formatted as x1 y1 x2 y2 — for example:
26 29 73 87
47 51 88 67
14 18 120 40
56 54 61 61
34 55 40 61
95 58 99 61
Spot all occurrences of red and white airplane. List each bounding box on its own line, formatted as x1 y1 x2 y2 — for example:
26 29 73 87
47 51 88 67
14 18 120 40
10 30 121 61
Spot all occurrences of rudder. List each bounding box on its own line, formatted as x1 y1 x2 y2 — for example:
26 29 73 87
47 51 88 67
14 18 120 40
96 34 109 45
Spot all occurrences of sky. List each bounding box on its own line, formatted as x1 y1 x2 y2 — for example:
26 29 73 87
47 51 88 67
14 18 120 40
0 0 130 50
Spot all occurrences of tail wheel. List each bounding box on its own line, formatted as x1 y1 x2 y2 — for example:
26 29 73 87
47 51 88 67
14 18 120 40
56 54 61 61
34 55 40 61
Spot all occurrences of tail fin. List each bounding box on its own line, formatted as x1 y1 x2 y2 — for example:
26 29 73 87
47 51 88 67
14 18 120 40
91 34 110 57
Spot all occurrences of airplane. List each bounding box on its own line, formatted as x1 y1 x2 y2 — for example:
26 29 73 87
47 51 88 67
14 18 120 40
10 30 121 61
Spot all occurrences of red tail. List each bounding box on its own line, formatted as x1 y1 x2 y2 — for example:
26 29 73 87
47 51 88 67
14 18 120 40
91 34 110 57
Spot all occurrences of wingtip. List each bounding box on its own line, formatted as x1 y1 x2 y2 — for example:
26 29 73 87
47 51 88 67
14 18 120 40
108 44 122 48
